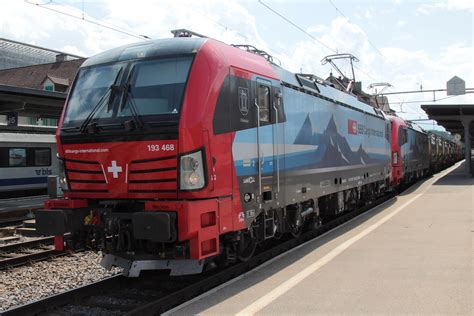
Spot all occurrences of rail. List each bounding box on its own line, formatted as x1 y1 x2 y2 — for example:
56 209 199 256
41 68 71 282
0 237 63 270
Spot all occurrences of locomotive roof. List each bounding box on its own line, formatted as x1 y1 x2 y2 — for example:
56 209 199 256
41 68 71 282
274 66 385 119
81 36 386 122
82 38 206 67
408 122 426 134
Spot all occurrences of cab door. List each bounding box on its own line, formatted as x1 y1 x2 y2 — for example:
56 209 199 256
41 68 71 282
254 78 277 207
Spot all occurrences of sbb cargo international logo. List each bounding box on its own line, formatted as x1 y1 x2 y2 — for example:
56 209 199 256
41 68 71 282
347 119 384 138
348 119 358 135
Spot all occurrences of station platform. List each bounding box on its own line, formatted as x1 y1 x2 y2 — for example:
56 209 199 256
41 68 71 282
166 161 473 315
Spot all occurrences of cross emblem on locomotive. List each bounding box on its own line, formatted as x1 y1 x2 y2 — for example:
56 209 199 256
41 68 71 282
107 160 122 178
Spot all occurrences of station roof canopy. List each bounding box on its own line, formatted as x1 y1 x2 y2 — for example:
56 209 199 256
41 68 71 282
421 94 474 141
0 84 66 119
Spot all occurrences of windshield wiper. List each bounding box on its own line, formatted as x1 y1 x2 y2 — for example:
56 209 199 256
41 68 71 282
79 67 123 133
60 126 80 132
121 86 144 131
119 65 144 131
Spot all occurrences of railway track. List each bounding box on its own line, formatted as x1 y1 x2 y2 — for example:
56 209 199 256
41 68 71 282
0 195 47 228
2 192 396 316
0 236 64 269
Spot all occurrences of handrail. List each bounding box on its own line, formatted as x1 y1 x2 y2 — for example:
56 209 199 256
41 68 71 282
273 97 280 194
254 100 262 199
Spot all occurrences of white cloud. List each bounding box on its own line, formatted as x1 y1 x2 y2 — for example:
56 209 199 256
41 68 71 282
0 0 264 56
396 20 406 27
277 17 379 84
417 0 473 14
364 10 373 20
0 1 472 125
307 24 329 34
446 0 474 10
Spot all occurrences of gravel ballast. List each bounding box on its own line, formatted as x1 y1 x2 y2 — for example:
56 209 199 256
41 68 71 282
0 252 121 312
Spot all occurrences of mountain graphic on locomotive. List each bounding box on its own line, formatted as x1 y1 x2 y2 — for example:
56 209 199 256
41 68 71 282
35 30 462 277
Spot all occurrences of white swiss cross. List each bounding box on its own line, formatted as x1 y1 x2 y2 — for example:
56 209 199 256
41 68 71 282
107 160 122 178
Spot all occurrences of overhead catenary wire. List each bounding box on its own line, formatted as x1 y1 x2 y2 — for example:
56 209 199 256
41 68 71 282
258 0 337 54
328 0 420 92
25 0 151 40
328 0 384 57
26 1 252 44
258 0 379 83
194 9 251 41
389 94 459 105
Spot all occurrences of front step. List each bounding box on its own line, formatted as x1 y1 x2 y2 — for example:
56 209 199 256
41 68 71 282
23 219 36 229
0 236 21 243
15 227 40 237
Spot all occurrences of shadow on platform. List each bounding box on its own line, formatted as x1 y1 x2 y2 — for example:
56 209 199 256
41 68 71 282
433 161 474 186
167 196 399 315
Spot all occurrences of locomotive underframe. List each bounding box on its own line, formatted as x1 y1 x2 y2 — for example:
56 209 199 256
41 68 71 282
36 174 390 276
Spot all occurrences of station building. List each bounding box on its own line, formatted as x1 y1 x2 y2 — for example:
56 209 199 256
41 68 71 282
422 77 474 176
0 38 84 129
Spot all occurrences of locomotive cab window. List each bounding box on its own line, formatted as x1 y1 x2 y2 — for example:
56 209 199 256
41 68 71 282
399 128 408 145
257 84 270 123
119 57 193 117
62 56 193 128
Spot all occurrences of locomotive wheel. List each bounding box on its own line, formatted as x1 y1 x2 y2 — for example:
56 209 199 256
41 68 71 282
288 207 304 238
237 228 257 262
290 220 304 238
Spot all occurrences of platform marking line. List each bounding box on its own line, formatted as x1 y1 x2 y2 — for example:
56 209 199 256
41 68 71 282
164 198 403 316
163 162 459 316
161 194 397 316
236 165 457 316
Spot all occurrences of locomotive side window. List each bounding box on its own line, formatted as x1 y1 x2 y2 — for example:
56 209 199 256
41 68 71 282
9 148 26 167
258 84 270 123
399 127 408 145
34 148 51 166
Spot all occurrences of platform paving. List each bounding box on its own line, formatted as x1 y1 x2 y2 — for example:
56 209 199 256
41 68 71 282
166 161 473 315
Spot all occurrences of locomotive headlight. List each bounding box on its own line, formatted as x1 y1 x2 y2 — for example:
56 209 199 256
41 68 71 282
392 152 398 164
180 150 205 190
58 156 69 192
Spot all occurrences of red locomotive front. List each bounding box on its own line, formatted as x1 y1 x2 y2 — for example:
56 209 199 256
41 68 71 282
388 115 405 186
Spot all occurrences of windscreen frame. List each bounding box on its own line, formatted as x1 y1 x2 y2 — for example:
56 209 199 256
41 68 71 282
61 53 196 132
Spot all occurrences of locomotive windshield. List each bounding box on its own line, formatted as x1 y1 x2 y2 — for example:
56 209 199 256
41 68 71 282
62 56 193 128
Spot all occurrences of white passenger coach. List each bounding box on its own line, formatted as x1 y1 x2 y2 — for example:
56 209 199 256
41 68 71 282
0 132 58 192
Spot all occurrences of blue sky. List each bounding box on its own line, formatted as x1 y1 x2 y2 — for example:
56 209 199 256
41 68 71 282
1 0 473 130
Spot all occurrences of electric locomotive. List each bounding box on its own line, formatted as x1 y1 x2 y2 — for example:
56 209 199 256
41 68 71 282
388 115 430 186
37 30 393 276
